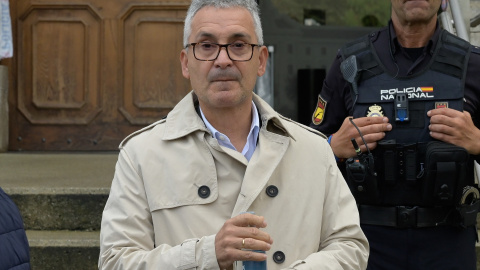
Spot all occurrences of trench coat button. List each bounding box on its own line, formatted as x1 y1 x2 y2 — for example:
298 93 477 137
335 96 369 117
273 251 285 264
266 185 279 197
198 185 210 199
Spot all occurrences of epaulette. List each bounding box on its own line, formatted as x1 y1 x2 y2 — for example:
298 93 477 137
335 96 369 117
119 118 167 148
339 34 371 60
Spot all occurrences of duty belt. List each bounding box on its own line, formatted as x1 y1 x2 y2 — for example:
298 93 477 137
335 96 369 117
358 205 456 228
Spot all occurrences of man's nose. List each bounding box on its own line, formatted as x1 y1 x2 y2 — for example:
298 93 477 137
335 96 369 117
214 47 233 67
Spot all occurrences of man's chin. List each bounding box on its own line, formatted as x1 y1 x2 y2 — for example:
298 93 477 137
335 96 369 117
210 81 240 91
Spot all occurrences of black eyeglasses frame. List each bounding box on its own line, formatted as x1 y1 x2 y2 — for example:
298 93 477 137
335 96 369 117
185 42 262 62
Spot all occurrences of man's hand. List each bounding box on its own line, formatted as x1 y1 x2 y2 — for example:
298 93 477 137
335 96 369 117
215 213 273 269
428 108 480 155
331 116 392 159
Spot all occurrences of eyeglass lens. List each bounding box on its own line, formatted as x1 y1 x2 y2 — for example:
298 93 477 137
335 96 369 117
194 43 253 61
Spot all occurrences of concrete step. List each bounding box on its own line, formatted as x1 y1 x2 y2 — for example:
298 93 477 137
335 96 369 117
27 230 100 270
0 153 116 270
1 153 117 230
9 192 108 231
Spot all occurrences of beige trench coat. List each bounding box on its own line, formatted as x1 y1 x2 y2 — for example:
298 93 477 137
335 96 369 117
99 92 369 270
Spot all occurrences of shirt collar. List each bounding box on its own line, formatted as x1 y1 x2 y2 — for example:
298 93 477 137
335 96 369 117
162 91 293 142
199 101 259 138
199 101 260 160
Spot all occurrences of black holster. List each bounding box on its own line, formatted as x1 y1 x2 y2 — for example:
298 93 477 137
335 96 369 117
456 200 480 227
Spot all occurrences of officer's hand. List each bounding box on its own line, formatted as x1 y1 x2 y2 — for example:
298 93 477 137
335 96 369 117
331 116 392 159
215 212 273 270
428 108 480 155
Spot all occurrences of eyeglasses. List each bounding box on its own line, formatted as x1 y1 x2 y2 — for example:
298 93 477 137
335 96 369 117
185 42 262 62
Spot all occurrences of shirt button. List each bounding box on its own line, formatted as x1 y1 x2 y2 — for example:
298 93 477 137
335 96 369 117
273 251 286 264
266 185 279 197
198 185 210 199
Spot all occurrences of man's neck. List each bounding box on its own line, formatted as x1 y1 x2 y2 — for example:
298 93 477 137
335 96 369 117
392 17 437 48
200 102 253 151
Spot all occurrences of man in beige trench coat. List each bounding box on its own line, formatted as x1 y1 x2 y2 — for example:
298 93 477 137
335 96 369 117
98 0 369 269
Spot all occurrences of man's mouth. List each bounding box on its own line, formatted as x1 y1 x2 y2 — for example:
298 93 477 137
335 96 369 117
212 78 236 82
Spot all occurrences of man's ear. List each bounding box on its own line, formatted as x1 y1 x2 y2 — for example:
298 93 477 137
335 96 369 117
257 46 269 77
180 49 190 79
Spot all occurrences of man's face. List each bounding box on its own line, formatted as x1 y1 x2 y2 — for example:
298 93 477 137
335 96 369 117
180 6 268 111
391 0 441 24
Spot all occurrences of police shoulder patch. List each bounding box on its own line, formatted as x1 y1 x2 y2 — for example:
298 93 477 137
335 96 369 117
312 95 327 125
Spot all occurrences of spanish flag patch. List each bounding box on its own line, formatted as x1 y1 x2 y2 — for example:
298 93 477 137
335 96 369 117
312 95 327 125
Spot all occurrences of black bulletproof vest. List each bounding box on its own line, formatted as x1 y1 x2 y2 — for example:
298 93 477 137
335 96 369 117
340 30 473 206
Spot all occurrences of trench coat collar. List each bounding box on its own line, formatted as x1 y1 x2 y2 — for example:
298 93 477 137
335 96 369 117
162 91 294 141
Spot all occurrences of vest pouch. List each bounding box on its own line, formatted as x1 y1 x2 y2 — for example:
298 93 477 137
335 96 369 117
345 156 379 204
376 140 397 186
422 141 468 206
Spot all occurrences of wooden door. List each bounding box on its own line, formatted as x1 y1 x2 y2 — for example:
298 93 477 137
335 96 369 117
7 0 191 151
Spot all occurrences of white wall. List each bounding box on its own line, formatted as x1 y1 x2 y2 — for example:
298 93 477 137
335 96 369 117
471 0 480 46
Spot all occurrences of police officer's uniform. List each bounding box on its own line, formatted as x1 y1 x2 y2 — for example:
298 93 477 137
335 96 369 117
311 21 480 270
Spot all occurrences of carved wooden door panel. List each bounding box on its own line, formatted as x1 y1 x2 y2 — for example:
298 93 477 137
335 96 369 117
8 0 191 151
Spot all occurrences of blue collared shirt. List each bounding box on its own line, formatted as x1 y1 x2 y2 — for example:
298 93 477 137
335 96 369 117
200 102 260 161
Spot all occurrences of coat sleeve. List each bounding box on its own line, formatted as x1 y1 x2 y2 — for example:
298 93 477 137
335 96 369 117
98 149 220 270
0 187 31 269
286 144 369 270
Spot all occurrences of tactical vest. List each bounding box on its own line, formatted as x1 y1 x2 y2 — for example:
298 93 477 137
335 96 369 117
340 30 475 207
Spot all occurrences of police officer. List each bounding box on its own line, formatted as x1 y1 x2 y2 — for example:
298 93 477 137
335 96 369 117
310 0 480 269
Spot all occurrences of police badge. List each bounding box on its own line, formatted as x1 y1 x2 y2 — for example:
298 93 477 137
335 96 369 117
366 104 384 117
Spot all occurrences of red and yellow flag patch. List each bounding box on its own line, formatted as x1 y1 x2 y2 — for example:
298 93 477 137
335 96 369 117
312 95 327 125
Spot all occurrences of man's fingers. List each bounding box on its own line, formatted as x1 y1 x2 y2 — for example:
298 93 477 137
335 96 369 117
234 213 267 228
361 132 386 144
360 123 392 135
227 214 273 243
239 249 268 261
428 107 463 118
237 226 272 244
429 114 457 127
241 237 272 251
352 116 389 127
